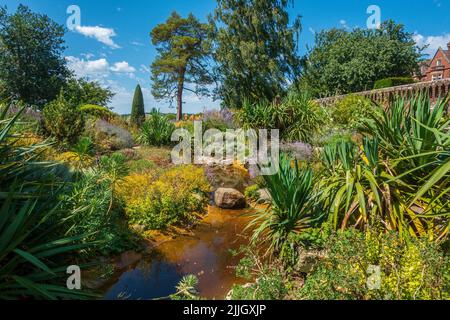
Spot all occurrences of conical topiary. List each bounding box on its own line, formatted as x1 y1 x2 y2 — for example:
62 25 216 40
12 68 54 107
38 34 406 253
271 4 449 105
130 84 145 127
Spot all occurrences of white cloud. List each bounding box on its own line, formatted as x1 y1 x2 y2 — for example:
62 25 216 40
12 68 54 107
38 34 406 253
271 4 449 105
75 25 120 49
110 61 136 73
66 56 136 80
414 33 450 57
131 41 145 47
65 56 110 78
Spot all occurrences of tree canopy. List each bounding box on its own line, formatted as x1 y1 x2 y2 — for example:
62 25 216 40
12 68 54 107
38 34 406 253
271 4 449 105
63 78 115 108
210 0 301 108
301 20 423 97
0 5 70 108
150 12 213 121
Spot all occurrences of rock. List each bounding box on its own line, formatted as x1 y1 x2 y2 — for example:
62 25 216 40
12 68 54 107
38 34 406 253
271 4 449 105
258 189 271 202
297 250 326 273
214 188 246 209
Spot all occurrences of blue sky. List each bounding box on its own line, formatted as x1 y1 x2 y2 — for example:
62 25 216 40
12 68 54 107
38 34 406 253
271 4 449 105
1 0 449 114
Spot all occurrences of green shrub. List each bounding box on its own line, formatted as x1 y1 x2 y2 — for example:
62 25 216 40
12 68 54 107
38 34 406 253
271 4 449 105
296 229 449 300
60 169 139 256
331 95 381 130
42 92 85 145
244 185 260 202
236 91 328 143
139 109 176 147
373 77 415 89
248 154 322 254
117 166 211 230
230 246 288 300
0 104 93 299
80 104 114 120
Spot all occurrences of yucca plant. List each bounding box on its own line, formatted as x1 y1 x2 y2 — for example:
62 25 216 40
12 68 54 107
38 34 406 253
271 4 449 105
0 104 94 300
247 154 322 254
139 108 175 147
320 94 449 240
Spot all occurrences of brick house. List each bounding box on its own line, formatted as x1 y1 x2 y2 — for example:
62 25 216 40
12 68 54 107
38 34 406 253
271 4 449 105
415 42 450 81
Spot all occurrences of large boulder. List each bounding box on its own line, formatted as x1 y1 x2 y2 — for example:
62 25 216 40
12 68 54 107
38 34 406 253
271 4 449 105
214 188 246 209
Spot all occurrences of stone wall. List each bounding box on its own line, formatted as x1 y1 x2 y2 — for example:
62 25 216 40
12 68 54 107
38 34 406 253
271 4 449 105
315 79 450 108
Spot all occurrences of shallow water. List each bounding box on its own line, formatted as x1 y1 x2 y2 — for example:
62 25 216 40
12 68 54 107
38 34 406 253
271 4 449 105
103 206 255 300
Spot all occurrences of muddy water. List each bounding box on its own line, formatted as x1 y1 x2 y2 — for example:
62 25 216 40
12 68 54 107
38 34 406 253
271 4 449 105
103 206 255 300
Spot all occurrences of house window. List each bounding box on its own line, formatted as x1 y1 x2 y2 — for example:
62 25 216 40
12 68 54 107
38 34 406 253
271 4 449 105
436 59 442 66
432 74 443 81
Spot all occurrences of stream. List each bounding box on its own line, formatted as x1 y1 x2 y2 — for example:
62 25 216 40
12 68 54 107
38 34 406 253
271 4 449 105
102 205 255 300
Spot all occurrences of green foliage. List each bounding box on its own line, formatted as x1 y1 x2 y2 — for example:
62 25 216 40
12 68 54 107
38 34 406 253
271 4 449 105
244 185 260 202
139 109 176 147
151 12 213 120
42 92 85 146
59 169 139 256
63 78 114 107
0 5 70 108
331 95 381 130
210 0 301 108
117 166 210 230
296 229 449 300
302 20 422 97
236 91 327 143
130 84 145 127
230 246 288 300
373 77 415 89
170 275 200 300
0 104 93 299
319 95 450 240
80 104 114 120
248 154 322 254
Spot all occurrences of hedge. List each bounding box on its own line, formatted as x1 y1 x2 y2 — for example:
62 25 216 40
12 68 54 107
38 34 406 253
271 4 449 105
373 77 415 90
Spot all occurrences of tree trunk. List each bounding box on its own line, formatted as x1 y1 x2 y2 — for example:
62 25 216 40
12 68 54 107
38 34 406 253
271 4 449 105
176 69 186 121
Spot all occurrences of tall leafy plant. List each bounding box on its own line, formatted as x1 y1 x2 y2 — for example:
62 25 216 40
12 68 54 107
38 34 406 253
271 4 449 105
0 104 93 299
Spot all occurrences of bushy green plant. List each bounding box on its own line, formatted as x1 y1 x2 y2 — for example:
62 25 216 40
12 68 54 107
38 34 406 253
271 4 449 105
244 185 260 202
373 77 414 89
0 104 93 299
331 95 381 130
230 246 288 300
248 154 323 254
236 91 327 143
319 95 450 240
80 104 114 120
139 109 175 147
296 229 449 300
41 92 85 145
59 169 139 256
117 165 210 230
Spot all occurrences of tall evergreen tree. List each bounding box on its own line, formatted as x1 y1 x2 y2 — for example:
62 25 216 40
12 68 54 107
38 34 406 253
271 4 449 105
210 0 301 108
130 84 145 127
150 12 213 121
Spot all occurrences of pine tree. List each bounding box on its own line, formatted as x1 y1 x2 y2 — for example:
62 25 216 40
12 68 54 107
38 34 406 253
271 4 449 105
150 12 213 121
130 84 145 127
